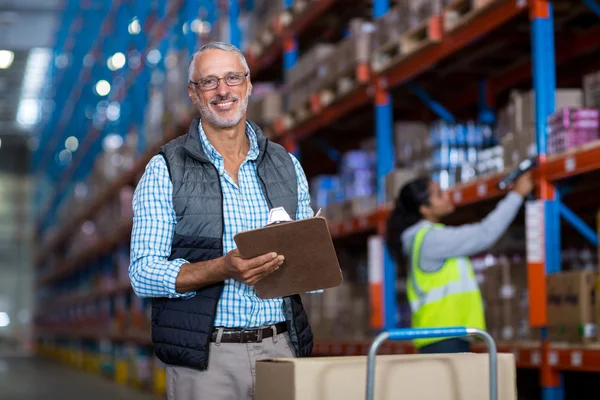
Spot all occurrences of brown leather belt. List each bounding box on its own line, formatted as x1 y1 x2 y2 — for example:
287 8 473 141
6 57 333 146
210 322 288 343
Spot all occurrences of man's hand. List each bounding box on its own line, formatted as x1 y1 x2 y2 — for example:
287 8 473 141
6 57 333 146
514 172 534 197
223 249 284 286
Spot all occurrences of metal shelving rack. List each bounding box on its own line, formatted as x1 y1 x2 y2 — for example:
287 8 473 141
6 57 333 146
33 1 600 399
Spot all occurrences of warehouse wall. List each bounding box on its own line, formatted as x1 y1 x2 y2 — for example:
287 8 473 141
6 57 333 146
0 135 34 349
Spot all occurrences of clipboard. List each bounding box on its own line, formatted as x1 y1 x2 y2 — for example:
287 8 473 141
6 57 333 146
233 216 343 299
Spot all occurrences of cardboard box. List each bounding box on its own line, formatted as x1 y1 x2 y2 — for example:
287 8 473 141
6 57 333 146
583 71 600 108
547 270 597 343
384 168 418 204
256 353 517 400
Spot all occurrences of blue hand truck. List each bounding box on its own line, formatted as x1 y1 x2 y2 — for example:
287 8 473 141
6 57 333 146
366 327 498 400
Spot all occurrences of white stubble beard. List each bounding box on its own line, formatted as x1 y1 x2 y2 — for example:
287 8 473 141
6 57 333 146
196 85 251 129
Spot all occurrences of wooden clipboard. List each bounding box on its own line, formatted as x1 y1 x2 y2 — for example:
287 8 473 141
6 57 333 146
233 216 343 299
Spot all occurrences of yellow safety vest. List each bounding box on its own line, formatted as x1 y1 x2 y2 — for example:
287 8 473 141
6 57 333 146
406 224 485 348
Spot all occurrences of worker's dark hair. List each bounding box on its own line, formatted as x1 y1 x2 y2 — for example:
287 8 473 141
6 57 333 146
385 177 431 275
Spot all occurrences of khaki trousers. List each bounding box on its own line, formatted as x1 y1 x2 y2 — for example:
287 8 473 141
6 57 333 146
166 332 295 400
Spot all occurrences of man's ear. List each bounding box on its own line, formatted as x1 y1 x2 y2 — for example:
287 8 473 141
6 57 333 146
188 85 197 104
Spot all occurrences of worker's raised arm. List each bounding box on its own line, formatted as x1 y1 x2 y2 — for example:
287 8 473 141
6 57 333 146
418 173 532 272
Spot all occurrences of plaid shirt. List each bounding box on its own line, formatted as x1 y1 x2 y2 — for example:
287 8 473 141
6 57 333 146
129 121 314 328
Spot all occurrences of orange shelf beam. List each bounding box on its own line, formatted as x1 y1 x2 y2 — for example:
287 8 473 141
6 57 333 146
289 86 372 141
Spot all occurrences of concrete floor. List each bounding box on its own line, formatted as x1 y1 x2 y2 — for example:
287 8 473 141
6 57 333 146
0 347 157 400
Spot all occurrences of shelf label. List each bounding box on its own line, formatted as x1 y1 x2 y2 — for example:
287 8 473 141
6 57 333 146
525 201 545 263
565 156 576 172
531 351 541 366
548 351 558 366
477 184 487 197
453 190 462 203
571 351 582 367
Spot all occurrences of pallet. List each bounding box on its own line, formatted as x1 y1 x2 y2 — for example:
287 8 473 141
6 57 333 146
316 64 370 108
371 40 403 74
400 15 443 57
443 0 501 33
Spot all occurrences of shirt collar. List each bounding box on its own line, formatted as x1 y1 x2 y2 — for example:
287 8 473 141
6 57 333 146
198 120 259 163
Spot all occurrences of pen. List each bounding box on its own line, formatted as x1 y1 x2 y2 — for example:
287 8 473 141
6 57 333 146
315 208 322 217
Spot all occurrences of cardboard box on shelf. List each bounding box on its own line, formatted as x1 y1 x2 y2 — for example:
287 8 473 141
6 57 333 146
583 71 600 108
408 0 443 30
384 168 418 204
255 353 517 400
547 270 597 344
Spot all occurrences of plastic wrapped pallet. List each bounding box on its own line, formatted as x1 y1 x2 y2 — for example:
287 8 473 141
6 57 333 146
547 108 600 154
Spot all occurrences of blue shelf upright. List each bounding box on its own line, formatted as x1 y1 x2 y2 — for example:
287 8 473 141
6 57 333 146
373 0 397 331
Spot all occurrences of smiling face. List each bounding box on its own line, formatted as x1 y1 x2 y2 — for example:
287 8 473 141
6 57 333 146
188 49 253 129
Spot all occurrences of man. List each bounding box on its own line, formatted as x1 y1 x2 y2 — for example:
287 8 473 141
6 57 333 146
129 42 314 400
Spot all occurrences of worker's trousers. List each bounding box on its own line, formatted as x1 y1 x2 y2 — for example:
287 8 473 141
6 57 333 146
166 332 295 400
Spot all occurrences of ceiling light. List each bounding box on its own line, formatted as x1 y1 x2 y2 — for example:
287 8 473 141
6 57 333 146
146 49 161 65
0 312 9 327
102 134 123 151
16 99 41 127
108 52 126 71
65 136 79 152
95 80 111 96
128 17 141 35
58 149 72 165
201 22 212 34
191 19 201 33
106 102 120 121
0 50 14 69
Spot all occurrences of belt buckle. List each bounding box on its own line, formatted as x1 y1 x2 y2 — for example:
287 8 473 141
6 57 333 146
241 328 263 343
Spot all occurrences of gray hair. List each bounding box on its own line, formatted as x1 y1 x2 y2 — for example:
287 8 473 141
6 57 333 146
188 42 250 83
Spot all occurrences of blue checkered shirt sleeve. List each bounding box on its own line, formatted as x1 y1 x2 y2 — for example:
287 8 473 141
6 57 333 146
129 155 195 299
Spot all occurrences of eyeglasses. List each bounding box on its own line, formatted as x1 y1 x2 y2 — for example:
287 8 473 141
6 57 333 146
190 72 249 91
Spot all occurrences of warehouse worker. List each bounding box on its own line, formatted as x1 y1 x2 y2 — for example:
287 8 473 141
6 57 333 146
386 173 533 354
129 42 314 400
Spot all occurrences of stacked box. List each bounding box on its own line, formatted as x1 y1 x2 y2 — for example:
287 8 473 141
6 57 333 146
317 19 374 98
547 270 597 344
508 89 584 161
394 121 430 168
245 1 283 57
372 3 410 51
408 0 443 30
247 89 283 126
546 108 600 154
583 71 600 108
481 262 531 342
384 168 419 204
285 44 335 113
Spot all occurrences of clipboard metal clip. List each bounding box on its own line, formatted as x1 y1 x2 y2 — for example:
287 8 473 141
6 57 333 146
267 207 293 226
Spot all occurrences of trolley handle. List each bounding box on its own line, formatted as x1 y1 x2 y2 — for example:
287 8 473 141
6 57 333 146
366 327 498 400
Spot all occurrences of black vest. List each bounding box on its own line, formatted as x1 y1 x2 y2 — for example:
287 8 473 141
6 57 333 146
151 118 313 370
